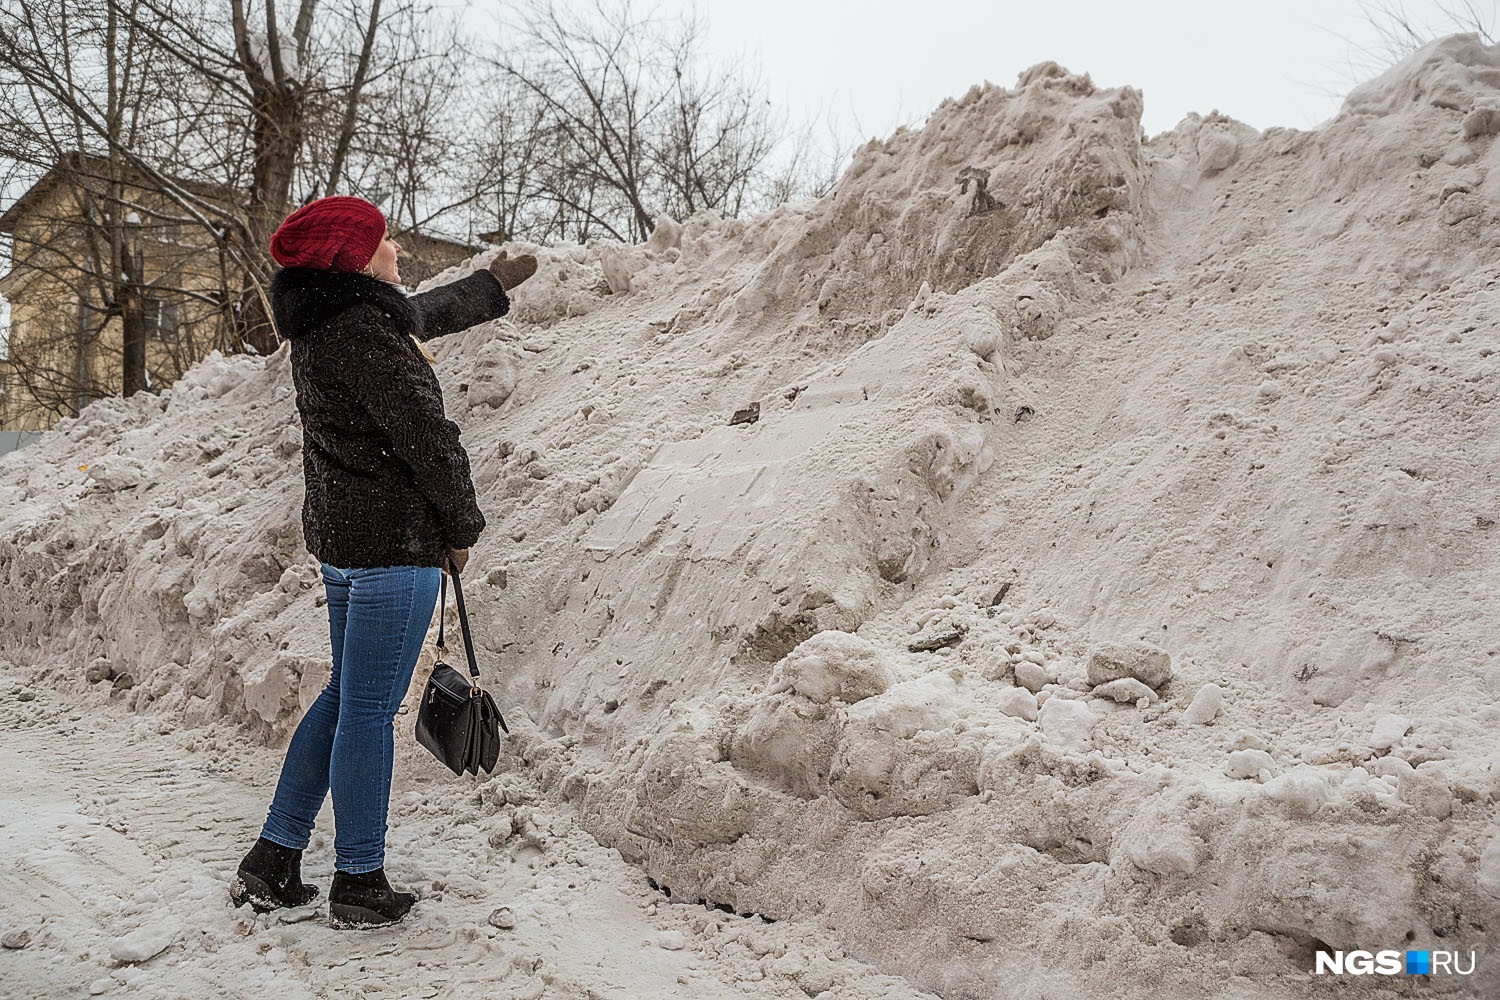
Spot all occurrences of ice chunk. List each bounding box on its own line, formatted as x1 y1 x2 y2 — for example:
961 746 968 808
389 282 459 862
1037 697 1093 752
599 245 637 294
1225 749 1278 782
1013 660 1049 693
1091 677 1159 705
1262 765 1332 816
1181 683 1223 724
1127 825 1200 876
1197 128 1239 173
732 695 840 797
767 631 893 705
1396 771 1453 819
843 671 970 738
1086 641 1172 689
85 456 149 490
1479 837 1500 900
109 924 175 964
995 686 1038 721
1369 714 1412 750
645 214 683 253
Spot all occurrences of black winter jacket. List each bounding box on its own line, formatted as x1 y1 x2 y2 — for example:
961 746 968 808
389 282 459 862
271 266 510 569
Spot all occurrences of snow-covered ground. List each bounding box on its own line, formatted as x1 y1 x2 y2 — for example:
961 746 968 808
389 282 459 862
5 33 1500 1000
0 677 933 999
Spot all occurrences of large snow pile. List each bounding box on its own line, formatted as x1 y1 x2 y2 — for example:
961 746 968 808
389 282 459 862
5 35 1500 999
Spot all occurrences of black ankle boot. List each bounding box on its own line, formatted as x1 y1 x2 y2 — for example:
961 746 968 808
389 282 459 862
328 868 417 929
229 837 320 912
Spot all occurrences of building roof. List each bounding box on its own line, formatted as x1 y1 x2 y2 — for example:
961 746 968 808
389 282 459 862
0 168 68 234
389 228 481 286
392 228 477 259
0 151 236 234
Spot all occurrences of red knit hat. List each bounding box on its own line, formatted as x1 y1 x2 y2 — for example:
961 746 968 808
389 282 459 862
269 196 387 271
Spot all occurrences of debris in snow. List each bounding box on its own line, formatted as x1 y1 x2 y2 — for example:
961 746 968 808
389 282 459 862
488 906 516 930
956 165 1003 217
907 625 966 653
1 929 30 949
657 930 687 951
729 401 761 426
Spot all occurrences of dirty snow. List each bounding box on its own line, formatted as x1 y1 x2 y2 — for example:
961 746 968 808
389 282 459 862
5 34 1500 1000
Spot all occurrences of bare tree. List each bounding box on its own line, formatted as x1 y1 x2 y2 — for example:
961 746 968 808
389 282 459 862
1354 2 1496 73
0 0 842 427
485 0 821 245
466 76 553 244
0 0 422 377
0 0 189 419
655 43 779 219
337 6 470 235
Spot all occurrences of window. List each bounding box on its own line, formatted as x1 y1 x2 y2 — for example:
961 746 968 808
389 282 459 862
143 297 179 344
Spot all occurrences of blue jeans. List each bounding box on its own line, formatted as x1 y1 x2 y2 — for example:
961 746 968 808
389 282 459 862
261 564 441 873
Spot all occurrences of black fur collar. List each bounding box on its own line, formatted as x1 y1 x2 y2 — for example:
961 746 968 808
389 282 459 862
270 267 420 341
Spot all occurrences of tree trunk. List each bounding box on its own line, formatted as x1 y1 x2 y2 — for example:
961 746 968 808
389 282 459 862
236 80 304 353
229 0 312 353
119 281 148 396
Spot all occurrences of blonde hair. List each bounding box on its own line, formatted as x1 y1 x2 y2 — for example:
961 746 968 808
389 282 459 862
408 333 437 365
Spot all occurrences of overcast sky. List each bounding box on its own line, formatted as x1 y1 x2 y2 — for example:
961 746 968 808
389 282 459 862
649 0 1493 138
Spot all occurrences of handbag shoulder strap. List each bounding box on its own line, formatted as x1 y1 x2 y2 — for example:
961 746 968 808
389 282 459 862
435 570 481 683
451 569 481 683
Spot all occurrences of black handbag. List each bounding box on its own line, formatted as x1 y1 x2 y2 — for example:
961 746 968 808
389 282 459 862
414 567 507 776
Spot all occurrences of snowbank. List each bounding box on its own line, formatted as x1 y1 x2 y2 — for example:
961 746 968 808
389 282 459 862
5 38 1500 999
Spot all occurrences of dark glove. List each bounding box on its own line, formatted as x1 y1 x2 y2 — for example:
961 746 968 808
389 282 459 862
489 251 537 292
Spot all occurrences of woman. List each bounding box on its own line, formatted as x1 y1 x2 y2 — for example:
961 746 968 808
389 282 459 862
228 195 537 928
